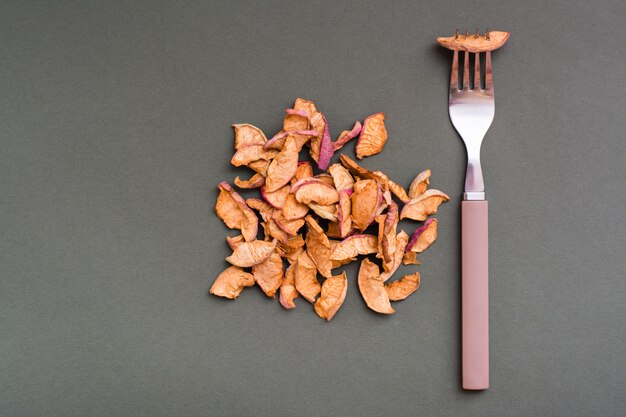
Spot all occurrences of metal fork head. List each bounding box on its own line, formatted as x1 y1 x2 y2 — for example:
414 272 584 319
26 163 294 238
449 50 495 200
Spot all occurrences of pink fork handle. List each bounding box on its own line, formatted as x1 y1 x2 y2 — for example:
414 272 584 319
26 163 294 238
462 200 489 390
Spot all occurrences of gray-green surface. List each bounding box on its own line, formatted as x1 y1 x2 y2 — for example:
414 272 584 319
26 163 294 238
1 1 625 416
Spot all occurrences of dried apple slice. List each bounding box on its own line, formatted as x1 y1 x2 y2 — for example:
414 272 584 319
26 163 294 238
234 173 265 189
332 121 362 151
232 124 267 150
265 136 298 192
339 154 388 184
276 234 305 264
305 215 333 279
246 198 273 220
294 179 340 206
231 145 278 167
226 234 245 250
337 189 352 238
385 272 420 301
309 112 333 170
330 234 378 261
226 239 277 267
295 251 321 303
293 161 314 183
408 169 431 198
248 159 271 176
282 193 310 220
293 97 318 116
314 271 348 321
407 218 438 253
216 182 258 242
210 266 255 299
307 203 337 221
351 179 382 230
387 179 410 203
261 219 289 243
272 211 305 236
400 189 450 221
252 251 284 297
437 30 510 52
328 163 354 191
357 258 395 314
380 231 408 282
279 263 298 309
261 184 290 209
355 113 387 159
377 202 399 267
402 252 421 266
264 130 318 151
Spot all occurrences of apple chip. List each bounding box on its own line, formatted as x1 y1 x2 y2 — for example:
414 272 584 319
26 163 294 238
377 202 399 267
262 184 291 209
357 258 395 314
248 159 271 175
307 203 337 222
272 211 305 236
350 179 382 230
262 219 289 243
265 136 298 192
216 182 258 242
226 234 244 250
385 272 420 301
407 218 438 253
232 123 267 150
355 113 387 159
226 239 277 267
264 130 318 151
276 234 305 264
231 145 278 167
246 198 273 220
337 189 352 238
330 234 378 261
314 271 348 321
309 112 333 170
282 193 310 220
328 163 354 191
408 169 431 198
210 266 255 299
279 263 299 309
387 179 410 203
380 231 409 282
234 173 265 189
294 179 340 206
252 251 284 297
437 30 510 52
400 189 450 221
305 215 333 278
402 252 421 266
295 251 321 303
339 154 388 184
332 121 362 151
293 161 314 183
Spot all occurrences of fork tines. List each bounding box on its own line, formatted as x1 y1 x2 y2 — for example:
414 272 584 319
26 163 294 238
450 50 493 93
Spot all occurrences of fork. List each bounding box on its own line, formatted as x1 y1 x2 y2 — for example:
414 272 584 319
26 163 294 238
449 49 495 390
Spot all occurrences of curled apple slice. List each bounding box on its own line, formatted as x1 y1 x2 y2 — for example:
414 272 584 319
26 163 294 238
385 272 420 301
407 218 438 253
356 113 387 159
216 182 258 242
252 251 284 297
328 163 354 192
357 258 395 314
294 179 340 206
332 121 362 151
400 189 450 221
314 271 348 321
232 123 267 150
437 30 509 52
279 263 299 309
408 169 431 198
305 215 333 279
234 173 265 189
295 251 321 303
265 136 298 192
210 266 255 299
330 234 378 261
351 179 382 230
226 239 277 267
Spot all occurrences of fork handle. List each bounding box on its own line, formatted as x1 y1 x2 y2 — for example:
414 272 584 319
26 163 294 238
462 200 489 390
